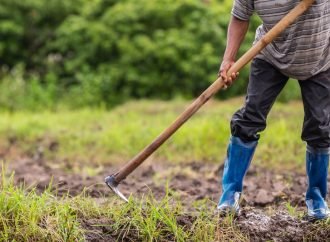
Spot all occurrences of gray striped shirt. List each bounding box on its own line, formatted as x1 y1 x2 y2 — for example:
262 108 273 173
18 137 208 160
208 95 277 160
232 0 330 80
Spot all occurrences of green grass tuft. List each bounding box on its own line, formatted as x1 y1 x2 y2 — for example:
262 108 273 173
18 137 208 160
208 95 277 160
0 167 84 241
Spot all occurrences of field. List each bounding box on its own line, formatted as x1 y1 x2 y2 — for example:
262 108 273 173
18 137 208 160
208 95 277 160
1 97 330 241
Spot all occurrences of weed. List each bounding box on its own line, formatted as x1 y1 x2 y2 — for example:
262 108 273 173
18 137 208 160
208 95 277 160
285 202 299 217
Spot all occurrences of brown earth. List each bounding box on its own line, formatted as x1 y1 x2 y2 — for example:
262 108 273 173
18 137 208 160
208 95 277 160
6 155 330 241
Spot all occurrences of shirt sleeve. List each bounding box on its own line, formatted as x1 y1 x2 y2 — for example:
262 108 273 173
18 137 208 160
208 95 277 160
231 0 254 21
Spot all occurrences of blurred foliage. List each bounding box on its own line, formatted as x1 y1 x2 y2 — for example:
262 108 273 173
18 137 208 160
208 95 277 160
0 0 82 69
0 0 299 111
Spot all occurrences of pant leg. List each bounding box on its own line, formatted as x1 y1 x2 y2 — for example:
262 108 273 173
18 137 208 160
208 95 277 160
299 68 330 149
231 58 289 142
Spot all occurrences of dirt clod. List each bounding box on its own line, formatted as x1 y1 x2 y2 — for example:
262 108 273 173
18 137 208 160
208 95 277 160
255 189 274 205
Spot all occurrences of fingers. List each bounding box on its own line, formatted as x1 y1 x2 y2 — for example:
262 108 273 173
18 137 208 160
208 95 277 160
218 60 238 90
223 72 237 85
220 71 227 81
231 72 239 80
221 72 239 90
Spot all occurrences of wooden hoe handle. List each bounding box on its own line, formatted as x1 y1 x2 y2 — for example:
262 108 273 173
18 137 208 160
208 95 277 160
112 0 315 182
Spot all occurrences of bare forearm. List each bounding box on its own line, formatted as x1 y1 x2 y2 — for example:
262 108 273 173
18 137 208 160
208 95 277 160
218 16 250 86
223 16 249 61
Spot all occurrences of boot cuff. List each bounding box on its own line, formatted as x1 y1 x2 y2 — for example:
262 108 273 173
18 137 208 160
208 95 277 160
307 145 330 155
231 136 258 149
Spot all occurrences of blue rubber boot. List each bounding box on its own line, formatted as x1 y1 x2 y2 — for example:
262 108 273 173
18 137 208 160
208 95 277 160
305 146 330 221
217 136 257 216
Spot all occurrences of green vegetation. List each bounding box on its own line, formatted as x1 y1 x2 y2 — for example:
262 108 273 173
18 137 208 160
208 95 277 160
285 202 302 218
1 0 301 111
0 167 247 241
0 98 329 240
0 168 84 241
0 97 305 171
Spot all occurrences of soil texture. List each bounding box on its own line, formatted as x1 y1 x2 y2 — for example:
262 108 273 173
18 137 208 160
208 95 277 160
7 157 330 241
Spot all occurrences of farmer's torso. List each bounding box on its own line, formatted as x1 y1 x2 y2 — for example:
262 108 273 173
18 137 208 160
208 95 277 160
232 0 330 80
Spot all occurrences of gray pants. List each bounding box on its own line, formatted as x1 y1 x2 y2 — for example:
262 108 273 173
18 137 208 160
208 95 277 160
231 58 330 149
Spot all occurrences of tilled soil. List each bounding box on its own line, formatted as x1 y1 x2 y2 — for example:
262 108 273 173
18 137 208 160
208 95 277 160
6 157 330 241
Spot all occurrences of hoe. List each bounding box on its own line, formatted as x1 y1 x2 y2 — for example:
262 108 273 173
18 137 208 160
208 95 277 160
105 0 315 202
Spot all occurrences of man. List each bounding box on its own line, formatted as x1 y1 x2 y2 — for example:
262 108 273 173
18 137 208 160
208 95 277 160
217 0 330 220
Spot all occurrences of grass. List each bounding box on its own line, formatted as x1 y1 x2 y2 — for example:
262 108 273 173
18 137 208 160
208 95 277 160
0 98 322 241
0 168 84 241
0 98 305 172
285 202 303 218
0 166 248 241
7 178 330 242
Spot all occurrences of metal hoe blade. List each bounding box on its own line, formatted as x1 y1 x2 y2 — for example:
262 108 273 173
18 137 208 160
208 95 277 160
105 175 128 202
